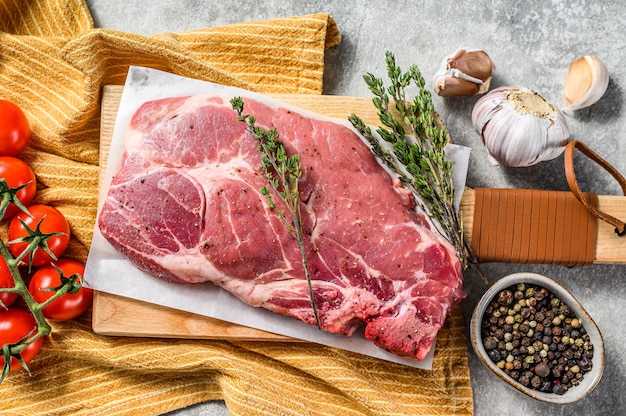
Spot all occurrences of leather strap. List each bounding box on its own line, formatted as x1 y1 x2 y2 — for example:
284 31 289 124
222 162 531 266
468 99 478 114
564 139 626 236
471 188 598 267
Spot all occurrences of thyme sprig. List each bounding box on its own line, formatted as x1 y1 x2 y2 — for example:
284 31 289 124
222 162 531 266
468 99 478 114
231 97 321 329
349 51 476 271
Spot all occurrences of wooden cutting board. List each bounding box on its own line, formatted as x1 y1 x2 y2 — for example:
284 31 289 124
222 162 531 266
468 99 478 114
92 85 626 340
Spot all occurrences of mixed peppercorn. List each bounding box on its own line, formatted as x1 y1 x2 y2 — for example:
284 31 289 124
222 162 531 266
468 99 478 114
481 283 594 395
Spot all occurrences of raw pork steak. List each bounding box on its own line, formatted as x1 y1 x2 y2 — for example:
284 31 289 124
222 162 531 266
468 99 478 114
98 94 465 360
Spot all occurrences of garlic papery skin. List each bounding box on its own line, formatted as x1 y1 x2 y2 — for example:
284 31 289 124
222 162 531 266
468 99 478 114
471 86 570 167
433 49 494 97
564 55 609 110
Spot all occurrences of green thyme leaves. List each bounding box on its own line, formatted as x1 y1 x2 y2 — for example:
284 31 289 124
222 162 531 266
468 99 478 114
349 51 472 270
231 97 321 328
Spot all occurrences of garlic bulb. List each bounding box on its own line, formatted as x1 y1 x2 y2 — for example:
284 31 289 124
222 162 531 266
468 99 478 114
433 49 494 97
471 86 570 167
564 55 609 110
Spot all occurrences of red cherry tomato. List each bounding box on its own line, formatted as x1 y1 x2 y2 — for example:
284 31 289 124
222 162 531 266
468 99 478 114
0 308 44 371
0 156 37 219
0 99 30 156
28 259 93 321
8 205 70 266
0 256 18 308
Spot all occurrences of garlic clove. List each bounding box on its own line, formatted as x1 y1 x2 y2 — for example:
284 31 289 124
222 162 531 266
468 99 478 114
435 74 481 97
433 49 494 97
471 86 570 167
564 55 609 110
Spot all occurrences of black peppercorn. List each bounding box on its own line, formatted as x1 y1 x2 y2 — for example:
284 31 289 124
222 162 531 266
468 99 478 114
530 376 542 388
579 357 592 372
498 289 514 305
519 374 530 387
480 283 594 396
534 362 550 378
553 383 565 395
488 349 502 362
484 337 497 350
540 381 553 392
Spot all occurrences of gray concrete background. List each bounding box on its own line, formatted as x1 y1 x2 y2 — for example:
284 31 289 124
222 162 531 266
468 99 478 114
84 1 626 415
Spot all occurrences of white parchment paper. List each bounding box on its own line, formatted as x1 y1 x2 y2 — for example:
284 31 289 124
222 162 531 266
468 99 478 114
85 66 472 370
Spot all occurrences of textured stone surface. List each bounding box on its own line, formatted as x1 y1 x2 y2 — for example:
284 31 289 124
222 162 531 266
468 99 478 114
85 1 626 415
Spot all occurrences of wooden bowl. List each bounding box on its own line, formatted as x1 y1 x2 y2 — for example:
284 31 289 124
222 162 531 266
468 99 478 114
470 272 605 403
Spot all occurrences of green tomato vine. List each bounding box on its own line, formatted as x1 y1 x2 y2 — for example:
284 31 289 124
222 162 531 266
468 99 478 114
0 178 83 384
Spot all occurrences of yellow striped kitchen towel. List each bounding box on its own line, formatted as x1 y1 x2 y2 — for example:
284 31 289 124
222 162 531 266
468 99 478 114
0 1 473 415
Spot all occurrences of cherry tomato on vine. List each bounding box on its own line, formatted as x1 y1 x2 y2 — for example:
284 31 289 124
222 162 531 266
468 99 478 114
0 99 30 156
28 259 93 321
0 156 37 220
0 256 18 308
0 308 44 371
8 205 71 266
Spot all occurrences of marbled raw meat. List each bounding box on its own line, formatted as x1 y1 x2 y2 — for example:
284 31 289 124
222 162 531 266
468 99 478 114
98 94 465 360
